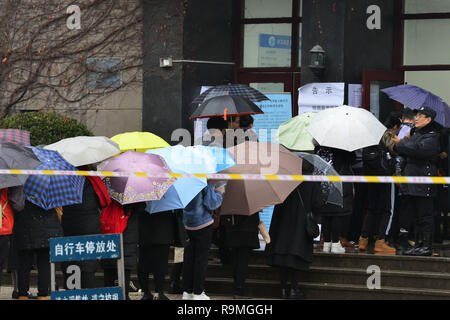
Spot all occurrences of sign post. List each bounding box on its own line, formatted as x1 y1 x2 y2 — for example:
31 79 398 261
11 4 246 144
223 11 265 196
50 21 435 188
49 233 125 300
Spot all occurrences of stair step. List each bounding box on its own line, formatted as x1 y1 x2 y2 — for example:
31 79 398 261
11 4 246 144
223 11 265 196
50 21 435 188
202 263 450 290
200 277 450 300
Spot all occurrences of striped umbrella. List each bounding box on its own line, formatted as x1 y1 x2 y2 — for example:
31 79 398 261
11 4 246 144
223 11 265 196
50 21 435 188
381 84 450 127
0 129 30 146
191 84 270 105
23 147 85 210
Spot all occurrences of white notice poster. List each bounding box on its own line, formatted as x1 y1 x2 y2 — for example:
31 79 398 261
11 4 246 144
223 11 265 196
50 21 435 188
193 86 213 142
348 84 362 107
298 83 345 114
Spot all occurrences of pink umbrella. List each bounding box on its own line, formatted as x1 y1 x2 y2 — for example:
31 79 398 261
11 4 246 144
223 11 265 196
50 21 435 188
97 150 176 204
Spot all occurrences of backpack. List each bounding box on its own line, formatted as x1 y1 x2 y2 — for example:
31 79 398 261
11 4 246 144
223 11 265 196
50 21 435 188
100 200 129 234
362 143 395 175
0 188 14 236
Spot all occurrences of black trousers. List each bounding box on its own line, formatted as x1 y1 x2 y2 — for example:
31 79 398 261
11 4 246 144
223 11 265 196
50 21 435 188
182 225 213 295
361 183 392 239
231 247 251 289
138 244 170 294
399 195 434 235
279 267 300 290
17 248 50 297
347 167 368 241
0 235 10 287
104 268 132 299
321 216 346 243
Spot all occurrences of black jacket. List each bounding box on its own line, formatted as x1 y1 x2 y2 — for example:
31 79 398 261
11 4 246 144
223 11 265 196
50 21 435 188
220 213 260 249
138 210 177 246
61 179 102 237
396 121 441 197
13 200 63 250
265 181 324 270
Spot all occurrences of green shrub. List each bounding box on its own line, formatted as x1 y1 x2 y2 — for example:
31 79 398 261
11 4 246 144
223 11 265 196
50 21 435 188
0 111 93 146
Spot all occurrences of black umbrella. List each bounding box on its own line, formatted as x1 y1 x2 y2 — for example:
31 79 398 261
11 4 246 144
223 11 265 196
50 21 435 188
191 84 270 105
189 95 264 119
0 142 42 189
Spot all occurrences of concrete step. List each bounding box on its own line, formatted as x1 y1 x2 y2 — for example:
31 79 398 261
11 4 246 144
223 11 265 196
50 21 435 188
201 277 450 300
203 263 450 291
213 248 450 273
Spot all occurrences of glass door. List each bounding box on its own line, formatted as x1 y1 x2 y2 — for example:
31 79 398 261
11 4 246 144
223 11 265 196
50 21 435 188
362 70 404 121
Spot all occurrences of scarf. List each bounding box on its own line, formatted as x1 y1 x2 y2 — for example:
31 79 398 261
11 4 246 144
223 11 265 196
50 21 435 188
87 176 111 208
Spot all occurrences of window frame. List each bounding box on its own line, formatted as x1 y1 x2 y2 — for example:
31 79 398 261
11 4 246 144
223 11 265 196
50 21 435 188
395 0 450 71
235 0 302 73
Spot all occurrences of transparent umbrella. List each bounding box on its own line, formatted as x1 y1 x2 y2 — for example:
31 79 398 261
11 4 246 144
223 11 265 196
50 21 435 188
294 152 343 207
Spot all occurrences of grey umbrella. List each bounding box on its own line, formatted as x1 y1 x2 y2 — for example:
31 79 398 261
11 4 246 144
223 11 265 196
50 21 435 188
0 142 42 188
294 152 343 207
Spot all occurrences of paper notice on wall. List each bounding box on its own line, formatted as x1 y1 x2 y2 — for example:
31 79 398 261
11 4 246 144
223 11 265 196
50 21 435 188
193 86 213 142
298 82 344 114
348 84 362 107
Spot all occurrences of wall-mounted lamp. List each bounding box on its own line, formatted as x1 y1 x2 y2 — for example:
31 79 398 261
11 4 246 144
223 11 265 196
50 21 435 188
308 45 326 80
159 57 173 68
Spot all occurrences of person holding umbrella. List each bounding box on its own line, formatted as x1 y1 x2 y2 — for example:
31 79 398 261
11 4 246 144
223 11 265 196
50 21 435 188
391 106 441 256
182 181 225 300
60 165 112 289
315 146 356 254
0 187 25 293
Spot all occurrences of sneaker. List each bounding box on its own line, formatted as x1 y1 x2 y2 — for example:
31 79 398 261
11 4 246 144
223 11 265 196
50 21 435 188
322 242 332 253
193 291 210 300
182 291 194 300
331 241 345 253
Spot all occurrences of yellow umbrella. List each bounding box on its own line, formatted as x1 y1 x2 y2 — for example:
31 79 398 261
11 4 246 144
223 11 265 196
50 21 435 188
111 131 170 152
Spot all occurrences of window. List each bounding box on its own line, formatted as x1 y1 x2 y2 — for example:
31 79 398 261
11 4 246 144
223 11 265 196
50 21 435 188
403 19 450 65
86 57 122 89
240 0 302 69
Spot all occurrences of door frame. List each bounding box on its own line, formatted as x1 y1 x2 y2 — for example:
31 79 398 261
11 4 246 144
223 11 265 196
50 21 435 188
362 69 404 111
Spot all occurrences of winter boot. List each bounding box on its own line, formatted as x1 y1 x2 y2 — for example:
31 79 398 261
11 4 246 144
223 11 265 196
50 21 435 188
374 239 396 255
358 236 369 251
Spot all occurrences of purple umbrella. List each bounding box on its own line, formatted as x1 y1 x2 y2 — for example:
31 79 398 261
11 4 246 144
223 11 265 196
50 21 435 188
97 150 176 205
381 84 450 127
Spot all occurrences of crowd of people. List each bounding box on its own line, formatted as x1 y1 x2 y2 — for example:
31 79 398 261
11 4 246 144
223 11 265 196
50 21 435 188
0 107 447 301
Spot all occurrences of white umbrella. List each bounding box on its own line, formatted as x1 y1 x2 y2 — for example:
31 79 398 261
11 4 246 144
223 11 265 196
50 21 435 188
44 136 120 167
306 105 387 152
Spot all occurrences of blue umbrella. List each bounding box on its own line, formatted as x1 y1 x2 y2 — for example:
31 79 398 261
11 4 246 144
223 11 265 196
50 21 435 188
381 84 450 127
23 147 85 210
146 145 235 175
144 145 235 214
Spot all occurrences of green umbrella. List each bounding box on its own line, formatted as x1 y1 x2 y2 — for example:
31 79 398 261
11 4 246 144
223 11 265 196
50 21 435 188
274 112 316 151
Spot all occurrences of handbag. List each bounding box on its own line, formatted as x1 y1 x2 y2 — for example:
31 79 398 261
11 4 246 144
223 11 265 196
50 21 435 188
297 189 320 239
